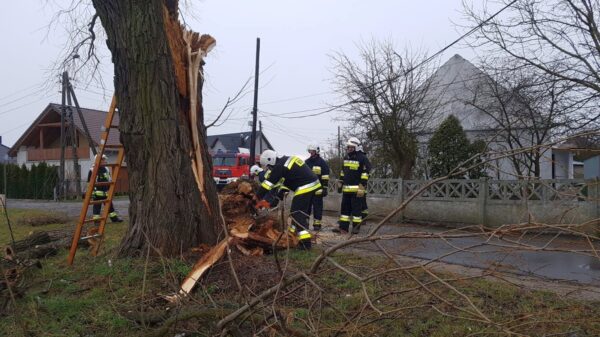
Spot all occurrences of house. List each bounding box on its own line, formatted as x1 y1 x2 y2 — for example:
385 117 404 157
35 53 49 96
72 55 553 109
417 54 574 179
206 131 274 154
0 136 15 163
8 103 127 191
584 155 600 179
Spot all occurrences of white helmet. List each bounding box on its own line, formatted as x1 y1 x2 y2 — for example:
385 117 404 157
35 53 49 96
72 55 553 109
346 137 361 148
260 150 277 167
250 164 263 176
307 143 320 153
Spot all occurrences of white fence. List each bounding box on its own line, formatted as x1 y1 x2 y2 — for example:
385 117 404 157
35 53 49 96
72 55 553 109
324 178 599 227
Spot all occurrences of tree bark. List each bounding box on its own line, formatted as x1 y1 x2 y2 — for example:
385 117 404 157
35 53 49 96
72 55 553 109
92 0 223 256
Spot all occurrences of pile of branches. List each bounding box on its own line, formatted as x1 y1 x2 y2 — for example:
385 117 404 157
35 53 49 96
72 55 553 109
167 180 297 301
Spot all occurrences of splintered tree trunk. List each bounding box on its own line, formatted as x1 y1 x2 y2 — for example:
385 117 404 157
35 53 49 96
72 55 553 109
92 0 223 256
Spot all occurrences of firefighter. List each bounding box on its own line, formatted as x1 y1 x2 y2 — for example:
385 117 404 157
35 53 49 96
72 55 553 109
334 137 369 234
305 143 330 231
251 164 285 207
255 150 321 249
88 154 123 223
356 144 371 225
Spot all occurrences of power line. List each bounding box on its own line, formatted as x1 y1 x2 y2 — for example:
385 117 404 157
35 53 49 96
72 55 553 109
0 87 47 108
260 91 331 105
259 106 338 119
0 83 43 102
0 95 53 116
400 0 518 77
0 121 32 136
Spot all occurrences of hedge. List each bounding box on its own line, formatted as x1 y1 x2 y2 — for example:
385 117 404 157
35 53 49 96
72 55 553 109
0 163 58 199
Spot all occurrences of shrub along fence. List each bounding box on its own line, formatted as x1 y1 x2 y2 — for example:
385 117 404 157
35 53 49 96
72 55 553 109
324 178 600 227
0 163 58 200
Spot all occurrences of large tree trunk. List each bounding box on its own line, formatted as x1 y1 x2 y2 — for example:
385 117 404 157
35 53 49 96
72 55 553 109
92 0 223 256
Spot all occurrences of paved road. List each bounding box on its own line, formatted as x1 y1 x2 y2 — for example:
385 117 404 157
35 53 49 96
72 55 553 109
319 216 600 286
8 199 600 286
6 198 130 217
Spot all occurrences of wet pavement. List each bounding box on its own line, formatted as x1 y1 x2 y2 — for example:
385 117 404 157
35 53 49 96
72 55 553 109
7 199 600 286
319 216 600 286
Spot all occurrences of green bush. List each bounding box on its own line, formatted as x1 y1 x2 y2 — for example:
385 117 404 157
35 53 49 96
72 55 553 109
0 163 58 199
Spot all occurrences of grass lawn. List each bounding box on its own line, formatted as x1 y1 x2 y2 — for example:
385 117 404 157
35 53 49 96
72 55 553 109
1 208 600 336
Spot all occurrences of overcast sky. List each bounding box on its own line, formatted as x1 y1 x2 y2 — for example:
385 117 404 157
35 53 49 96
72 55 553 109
0 0 492 156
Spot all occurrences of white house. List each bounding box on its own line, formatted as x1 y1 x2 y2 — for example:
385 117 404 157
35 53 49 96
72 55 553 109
418 54 573 179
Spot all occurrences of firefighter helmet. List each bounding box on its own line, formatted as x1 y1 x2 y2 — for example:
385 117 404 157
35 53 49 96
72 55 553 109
250 164 263 176
346 137 361 148
260 150 277 167
307 144 320 154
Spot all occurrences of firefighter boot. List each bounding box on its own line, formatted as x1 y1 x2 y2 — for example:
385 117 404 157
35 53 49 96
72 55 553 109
298 230 312 250
313 219 322 231
351 223 361 234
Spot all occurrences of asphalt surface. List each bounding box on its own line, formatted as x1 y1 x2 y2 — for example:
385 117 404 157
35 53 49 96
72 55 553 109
7 198 600 286
319 216 600 286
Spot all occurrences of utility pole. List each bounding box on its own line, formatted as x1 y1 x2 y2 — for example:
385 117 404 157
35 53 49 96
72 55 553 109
66 90 82 200
59 72 67 200
3 155 7 206
68 83 97 156
337 125 341 163
250 37 260 165
259 120 263 154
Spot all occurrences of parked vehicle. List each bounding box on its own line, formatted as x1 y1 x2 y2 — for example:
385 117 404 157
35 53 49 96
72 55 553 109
211 151 258 189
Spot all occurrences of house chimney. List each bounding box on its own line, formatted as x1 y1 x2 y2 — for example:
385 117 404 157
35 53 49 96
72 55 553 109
0 136 3 145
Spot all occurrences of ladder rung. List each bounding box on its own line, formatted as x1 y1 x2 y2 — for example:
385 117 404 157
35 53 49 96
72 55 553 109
94 181 114 187
89 199 111 205
103 144 122 149
99 163 120 167
83 217 106 223
80 233 103 241
100 125 120 131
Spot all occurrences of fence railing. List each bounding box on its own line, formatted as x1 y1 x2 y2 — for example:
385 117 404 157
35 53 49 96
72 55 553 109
329 178 597 203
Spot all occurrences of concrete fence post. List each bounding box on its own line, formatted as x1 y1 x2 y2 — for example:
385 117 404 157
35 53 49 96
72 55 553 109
479 177 488 226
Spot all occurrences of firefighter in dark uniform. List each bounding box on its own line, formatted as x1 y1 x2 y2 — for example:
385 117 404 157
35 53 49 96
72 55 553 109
305 144 330 231
87 154 123 223
356 144 371 224
252 164 287 208
334 137 369 234
256 150 321 249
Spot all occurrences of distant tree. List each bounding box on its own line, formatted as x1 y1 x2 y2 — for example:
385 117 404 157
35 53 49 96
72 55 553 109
331 40 440 179
428 115 486 178
463 63 578 178
464 0 600 125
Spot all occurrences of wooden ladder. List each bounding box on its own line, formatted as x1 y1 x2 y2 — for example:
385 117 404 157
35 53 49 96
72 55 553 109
67 97 125 265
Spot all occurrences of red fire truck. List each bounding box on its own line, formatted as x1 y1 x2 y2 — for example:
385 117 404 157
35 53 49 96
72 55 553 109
211 151 258 189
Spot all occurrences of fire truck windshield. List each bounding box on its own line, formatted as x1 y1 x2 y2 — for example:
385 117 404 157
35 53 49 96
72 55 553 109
213 156 237 166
